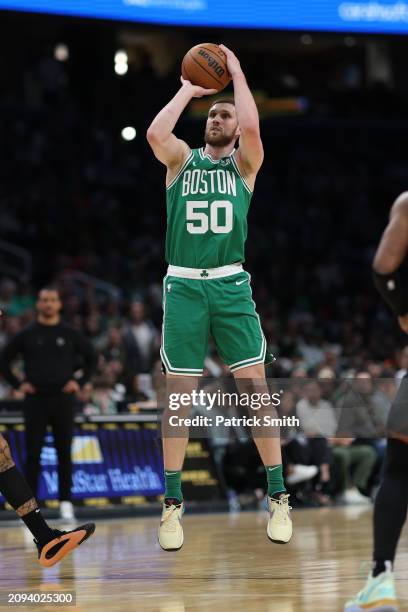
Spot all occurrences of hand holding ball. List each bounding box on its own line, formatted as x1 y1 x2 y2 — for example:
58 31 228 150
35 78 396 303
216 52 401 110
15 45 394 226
182 43 231 93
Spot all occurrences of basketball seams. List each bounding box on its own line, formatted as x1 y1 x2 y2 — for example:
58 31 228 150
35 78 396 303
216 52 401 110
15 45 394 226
200 45 228 64
188 51 224 87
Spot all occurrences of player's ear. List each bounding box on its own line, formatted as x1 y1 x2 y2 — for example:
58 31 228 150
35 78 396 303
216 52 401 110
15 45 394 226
235 125 241 138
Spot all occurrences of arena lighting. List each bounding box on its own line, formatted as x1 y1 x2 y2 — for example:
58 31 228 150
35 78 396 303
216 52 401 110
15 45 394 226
114 49 128 75
114 50 128 64
300 34 313 45
121 127 136 141
54 43 69 62
114 62 128 75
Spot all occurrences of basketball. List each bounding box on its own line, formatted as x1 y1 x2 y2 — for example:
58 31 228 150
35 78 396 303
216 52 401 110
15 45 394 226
181 43 231 92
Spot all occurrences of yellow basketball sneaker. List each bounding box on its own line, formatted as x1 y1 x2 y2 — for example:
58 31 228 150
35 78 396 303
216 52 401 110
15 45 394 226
158 501 184 551
267 493 292 544
344 564 398 611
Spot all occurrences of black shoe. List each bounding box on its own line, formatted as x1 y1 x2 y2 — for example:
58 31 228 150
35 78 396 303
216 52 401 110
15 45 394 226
36 523 95 567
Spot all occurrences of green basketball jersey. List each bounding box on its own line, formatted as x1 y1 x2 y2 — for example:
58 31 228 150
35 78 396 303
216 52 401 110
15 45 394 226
165 147 253 268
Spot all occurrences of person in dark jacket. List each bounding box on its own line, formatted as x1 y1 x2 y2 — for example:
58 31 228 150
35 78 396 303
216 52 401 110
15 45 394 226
0 287 97 519
123 301 158 381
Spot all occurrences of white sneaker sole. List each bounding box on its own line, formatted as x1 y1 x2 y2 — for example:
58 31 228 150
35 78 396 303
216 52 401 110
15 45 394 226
266 525 292 544
158 530 184 551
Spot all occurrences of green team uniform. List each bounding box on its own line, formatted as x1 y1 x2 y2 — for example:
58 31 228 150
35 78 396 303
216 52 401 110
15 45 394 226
161 146 266 375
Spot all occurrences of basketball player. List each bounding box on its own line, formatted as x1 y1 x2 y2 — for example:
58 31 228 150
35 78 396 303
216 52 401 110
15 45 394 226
345 192 408 611
0 432 94 566
147 45 292 550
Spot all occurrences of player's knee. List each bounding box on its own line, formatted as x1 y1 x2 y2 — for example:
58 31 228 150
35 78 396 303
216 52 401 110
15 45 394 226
233 363 265 380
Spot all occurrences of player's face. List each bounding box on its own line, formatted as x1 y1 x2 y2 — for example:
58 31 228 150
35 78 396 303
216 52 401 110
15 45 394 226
37 290 62 318
204 104 240 147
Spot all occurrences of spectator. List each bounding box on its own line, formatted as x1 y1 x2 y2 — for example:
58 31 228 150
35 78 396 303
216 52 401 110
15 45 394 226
330 437 377 505
336 371 392 491
395 345 408 384
0 279 18 315
279 390 319 503
123 301 158 378
100 325 126 370
0 287 97 519
295 381 334 504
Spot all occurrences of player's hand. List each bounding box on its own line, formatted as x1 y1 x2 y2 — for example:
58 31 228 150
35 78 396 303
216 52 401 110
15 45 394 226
398 314 408 334
218 44 242 77
180 76 217 98
63 380 80 394
19 382 36 395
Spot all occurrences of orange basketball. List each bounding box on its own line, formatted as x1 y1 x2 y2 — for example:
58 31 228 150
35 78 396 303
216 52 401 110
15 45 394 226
181 43 231 92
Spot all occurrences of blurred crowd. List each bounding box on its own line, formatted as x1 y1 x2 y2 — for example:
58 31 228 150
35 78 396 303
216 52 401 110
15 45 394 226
221 372 399 509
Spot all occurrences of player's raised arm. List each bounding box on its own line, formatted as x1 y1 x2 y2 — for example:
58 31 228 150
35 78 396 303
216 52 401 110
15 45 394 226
146 79 217 175
219 45 264 180
372 192 408 329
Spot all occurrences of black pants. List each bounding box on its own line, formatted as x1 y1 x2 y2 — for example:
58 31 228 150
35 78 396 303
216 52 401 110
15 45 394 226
283 437 331 469
23 394 76 501
374 438 408 563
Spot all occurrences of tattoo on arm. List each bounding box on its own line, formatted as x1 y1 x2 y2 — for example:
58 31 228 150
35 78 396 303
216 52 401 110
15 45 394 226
16 497 38 517
0 437 15 473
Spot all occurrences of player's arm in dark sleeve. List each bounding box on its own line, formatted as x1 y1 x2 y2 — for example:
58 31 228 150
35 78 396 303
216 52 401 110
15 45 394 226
0 331 26 389
72 330 97 386
372 192 408 317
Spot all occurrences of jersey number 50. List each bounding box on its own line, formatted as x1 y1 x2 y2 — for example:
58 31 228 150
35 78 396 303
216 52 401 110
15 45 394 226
186 200 233 234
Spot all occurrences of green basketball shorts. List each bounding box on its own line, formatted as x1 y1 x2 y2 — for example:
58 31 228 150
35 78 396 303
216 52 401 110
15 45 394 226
160 264 266 376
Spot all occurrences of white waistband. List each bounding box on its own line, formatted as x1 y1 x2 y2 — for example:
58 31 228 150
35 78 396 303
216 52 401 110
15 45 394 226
167 263 243 280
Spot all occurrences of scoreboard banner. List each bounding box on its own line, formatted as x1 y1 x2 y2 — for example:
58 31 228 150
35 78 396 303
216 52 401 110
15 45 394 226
0 420 223 508
1 0 408 34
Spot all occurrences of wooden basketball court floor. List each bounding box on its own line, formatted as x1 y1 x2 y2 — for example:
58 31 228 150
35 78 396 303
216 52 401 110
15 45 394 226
0 507 407 611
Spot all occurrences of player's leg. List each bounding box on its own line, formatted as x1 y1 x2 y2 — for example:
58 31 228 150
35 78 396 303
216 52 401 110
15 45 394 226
373 439 408 574
23 396 48 497
344 440 407 611
233 364 292 544
0 433 95 567
159 374 199 551
344 376 408 611
210 272 291 543
159 275 208 550
162 374 201 495
49 395 76 519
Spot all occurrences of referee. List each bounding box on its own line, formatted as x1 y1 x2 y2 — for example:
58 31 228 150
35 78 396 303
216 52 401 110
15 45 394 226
0 287 96 519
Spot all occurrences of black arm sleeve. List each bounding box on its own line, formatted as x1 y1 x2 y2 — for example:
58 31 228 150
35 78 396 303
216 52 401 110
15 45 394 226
73 331 97 385
0 332 25 389
372 269 408 317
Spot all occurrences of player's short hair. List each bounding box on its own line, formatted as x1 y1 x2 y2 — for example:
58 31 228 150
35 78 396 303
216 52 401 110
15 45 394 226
210 98 235 107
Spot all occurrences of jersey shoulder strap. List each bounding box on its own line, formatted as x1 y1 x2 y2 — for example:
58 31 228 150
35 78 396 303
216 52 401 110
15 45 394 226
230 151 253 195
166 148 195 191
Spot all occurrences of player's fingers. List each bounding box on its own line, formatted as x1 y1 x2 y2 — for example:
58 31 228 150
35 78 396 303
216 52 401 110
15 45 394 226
203 88 218 96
